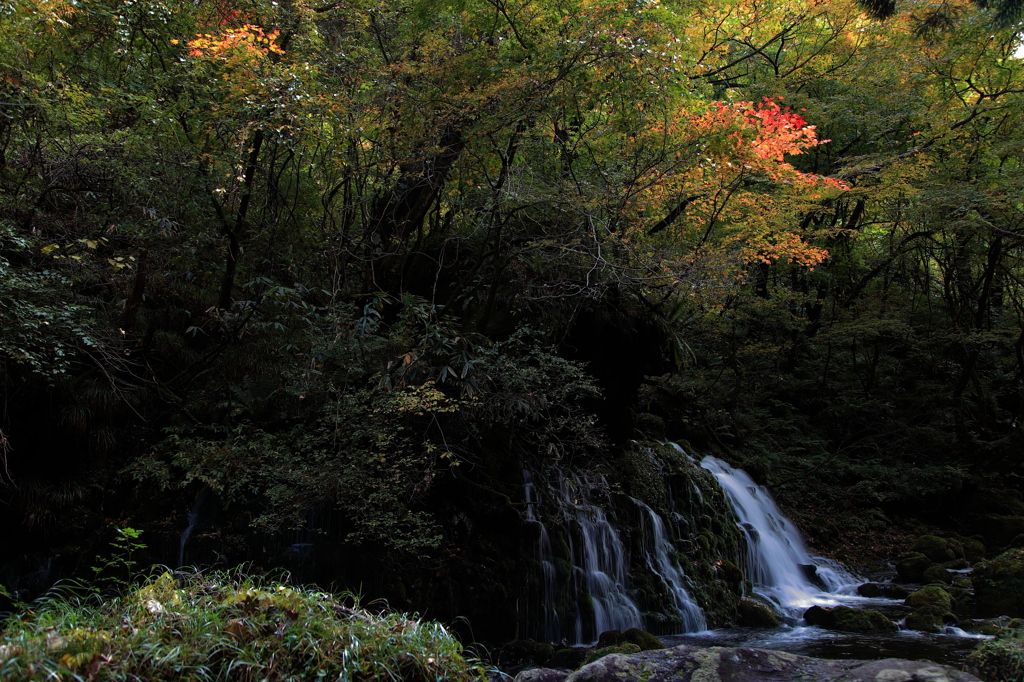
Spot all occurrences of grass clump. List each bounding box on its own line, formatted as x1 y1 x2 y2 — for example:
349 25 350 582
0 571 485 681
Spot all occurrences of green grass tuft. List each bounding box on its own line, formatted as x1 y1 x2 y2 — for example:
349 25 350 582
0 571 486 681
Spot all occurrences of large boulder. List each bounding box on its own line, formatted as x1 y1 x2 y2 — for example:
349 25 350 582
923 565 954 585
736 599 781 628
905 585 954 611
896 552 933 582
905 604 957 633
910 535 956 562
514 645 981 682
802 605 896 633
974 548 1024 618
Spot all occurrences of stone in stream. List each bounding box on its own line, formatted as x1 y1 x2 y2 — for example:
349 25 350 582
905 604 958 633
910 535 957 562
896 552 934 582
857 582 910 599
803 604 897 633
922 565 954 585
906 585 954 611
512 645 981 682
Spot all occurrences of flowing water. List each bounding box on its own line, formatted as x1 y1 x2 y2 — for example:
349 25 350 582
524 448 990 665
699 455 861 617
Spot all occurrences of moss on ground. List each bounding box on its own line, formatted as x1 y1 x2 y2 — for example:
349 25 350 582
0 571 484 681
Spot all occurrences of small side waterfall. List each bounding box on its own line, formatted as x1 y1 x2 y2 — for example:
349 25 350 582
524 466 714 643
700 455 860 616
634 499 706 632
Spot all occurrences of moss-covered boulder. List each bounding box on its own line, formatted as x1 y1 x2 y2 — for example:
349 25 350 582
549 648 589 670
621 628 665 651
962 536 988 562
922 566 954 585
582 643 641 665
910 535 956 562
974 548 1024 618
905 605 957 633
905 585 954 611
736 599 781 628
803 605 896 633
896 552 934 582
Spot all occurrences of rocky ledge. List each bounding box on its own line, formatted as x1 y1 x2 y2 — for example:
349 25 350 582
513 645 979 682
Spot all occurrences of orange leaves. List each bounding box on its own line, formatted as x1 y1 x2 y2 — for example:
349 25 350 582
186 25 284 61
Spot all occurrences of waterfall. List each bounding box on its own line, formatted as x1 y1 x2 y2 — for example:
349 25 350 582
179 486 212 567
524 467 716 642
523 470 560 643
523 469 643 644
634 499 707 632
699 455 860 615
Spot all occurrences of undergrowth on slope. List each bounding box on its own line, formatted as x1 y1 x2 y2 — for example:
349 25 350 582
0 570 485 681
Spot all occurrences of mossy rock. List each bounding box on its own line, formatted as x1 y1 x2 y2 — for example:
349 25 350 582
905 585 953 611
910 535 956 563
735 599 781 628
1010 534 1024 550
896 552 934 582
803 605 896 633
718 559 744 589
582 643 641 665
621 628 664 651
549 648 589 670
856 582 910 599
943 558 970 570
922 566 954 585
595 630 623 648
905 605 957 633
500 640 555 666
961 536 987 562
974 548 1024 618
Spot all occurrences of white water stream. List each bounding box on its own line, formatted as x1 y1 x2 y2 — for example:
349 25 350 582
699 455 861 618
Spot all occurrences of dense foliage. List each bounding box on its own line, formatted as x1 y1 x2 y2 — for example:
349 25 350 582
1 0 1023 643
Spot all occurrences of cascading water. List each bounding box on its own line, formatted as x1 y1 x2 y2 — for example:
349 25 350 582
633 498 706 632
523 466 715 643
699 455 860 618
553 470 643 644
523 470 561 643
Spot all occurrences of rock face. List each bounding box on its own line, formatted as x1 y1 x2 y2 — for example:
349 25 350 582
514 645 981 682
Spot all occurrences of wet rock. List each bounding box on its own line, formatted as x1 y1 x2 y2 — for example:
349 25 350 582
905 585 954 611
896 552 933 582
905 604 958 633
974 548 1024 617
548 648 589 670
499 640 555 667
515 645 981 682
582 643 640 665
802 605 896 633
911 535 956 562
514 669 569 682
961 536 987 562
943 558 970 570
799 564 826 590
959 616 1013 636
736 599 781 628
857 582 909 599
923 566 954 585
595 630 621 648
621 627 665 651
